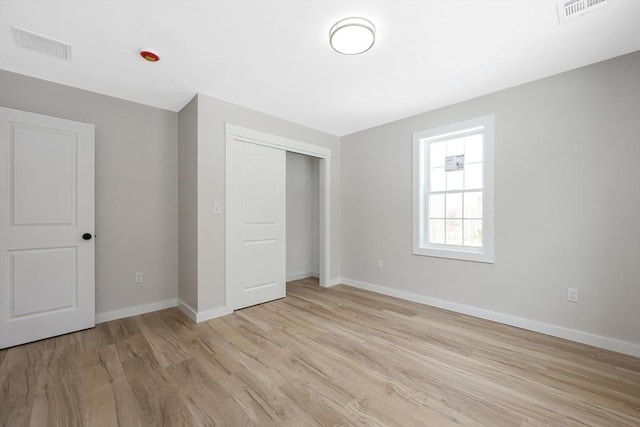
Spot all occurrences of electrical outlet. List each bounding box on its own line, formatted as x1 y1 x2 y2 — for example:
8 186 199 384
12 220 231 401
568 288 578 302
135 272 143 284
377 259 383 269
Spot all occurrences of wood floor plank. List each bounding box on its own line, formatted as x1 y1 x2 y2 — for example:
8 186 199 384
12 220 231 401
1 278 638 426
0 346 46 426
80 379 139 427
29 381 83 427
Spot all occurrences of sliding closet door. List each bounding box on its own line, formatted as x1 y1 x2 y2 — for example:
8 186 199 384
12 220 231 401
226 138 286 310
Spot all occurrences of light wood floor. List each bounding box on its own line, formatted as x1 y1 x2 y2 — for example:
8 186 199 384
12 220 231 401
1 278 638 426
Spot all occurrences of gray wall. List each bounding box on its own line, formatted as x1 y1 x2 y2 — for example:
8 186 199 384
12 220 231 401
0 70 179 316
193 94 340 312
286 152 319 280
178 96 198 309
340 52 640 346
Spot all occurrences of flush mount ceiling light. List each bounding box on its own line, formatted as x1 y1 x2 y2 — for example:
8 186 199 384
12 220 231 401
329 17 376 55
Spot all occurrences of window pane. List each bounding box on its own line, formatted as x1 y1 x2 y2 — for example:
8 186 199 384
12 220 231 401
445 193 462 218
464 134 483 163
430 167 446 192
429 194 445 218
446 170 463 190
446 220 463 245
463 220 483 247
430 141 446 168
429 219 445 244
464 162 483 190
463 191 482 219
446 138 464 156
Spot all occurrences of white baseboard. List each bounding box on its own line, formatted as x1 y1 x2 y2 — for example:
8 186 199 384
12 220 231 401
177 299 232 323
96 298 178 323
195 305 233 322
286 272 318 282
177 299 198 322
323 277 342 288
341 278 640 357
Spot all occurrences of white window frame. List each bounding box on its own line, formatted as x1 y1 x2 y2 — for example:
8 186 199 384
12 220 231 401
412 115 495 263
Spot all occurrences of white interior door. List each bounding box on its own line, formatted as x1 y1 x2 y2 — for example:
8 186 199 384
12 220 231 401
227 138 286 310
0 107 95 349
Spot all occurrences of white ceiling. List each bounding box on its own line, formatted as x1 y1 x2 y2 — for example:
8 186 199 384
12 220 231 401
1 1 639 136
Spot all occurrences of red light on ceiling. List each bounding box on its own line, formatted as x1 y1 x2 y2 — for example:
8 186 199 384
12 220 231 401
140 50 159 62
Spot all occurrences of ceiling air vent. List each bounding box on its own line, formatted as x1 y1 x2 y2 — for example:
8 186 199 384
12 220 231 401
11 26 72 61
557 0 609 23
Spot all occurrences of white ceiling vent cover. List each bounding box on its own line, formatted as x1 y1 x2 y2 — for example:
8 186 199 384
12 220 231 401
557 0 609 23
11 26 72 61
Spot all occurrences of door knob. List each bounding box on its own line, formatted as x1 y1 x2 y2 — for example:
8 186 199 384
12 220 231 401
82 233 93 240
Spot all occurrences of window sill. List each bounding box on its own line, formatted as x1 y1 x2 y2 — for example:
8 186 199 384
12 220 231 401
413 246 494 263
